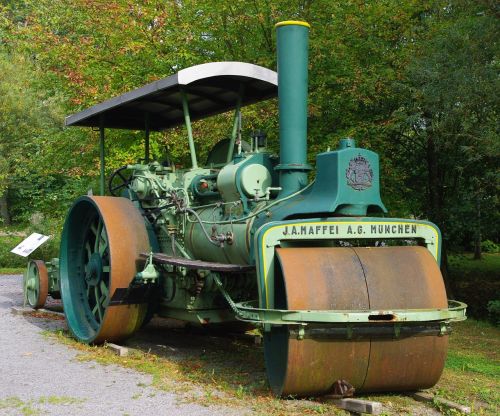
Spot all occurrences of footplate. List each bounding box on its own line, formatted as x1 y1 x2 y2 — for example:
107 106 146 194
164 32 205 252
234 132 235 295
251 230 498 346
141 252 255 273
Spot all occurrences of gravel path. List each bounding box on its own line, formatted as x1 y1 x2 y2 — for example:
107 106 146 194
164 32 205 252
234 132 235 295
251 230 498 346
0 275 238 416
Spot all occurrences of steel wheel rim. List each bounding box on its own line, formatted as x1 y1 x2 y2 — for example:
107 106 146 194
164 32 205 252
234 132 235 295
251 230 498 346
60 196 150 344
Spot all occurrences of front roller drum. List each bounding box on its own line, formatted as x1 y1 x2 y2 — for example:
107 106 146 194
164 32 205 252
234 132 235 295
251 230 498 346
264 246 449 397
59 196 150 344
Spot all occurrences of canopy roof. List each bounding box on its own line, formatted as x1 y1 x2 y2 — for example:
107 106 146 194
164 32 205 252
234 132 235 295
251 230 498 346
65 62 277 131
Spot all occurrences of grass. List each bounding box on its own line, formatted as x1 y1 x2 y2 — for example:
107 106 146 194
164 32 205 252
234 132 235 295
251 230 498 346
449 253 500 319
0 395 85 416
0 267 25 274
449 253 500 281
40 318 499 416
429 319 499 415
0 397 39 416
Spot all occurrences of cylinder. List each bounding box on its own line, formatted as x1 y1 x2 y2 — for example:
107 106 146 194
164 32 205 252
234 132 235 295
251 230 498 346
275 21 312 197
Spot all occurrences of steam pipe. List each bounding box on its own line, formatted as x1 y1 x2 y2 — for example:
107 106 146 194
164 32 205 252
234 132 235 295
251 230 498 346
275 21 312 197
226 84 245 163
145 112 150 163
181 89 198 169
99 116 105 196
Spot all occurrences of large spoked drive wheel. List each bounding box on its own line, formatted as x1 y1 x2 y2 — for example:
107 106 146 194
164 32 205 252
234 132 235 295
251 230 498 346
59 196 150 344
24 260 48 309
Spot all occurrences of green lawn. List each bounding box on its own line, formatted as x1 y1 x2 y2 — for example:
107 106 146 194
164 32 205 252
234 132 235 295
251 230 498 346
430 319 499 415
449 253 500 320
0 267 25 274
449 253 500 281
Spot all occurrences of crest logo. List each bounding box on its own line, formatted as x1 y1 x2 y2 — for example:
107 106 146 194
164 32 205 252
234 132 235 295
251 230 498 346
346 155 373 191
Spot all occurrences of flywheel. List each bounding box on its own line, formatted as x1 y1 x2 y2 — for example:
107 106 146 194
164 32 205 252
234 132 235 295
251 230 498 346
264 246 448 397
59 196 150 344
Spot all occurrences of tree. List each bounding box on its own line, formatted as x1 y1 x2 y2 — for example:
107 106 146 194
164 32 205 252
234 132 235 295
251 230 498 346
0 52 59 224
1 0 498 269
390 1 499 276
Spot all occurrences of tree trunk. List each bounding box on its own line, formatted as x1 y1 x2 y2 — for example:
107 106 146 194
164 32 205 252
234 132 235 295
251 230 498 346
473 195 482 260
440 240 454 299
426 136 440 222
426 136 454 297
0 191 11 225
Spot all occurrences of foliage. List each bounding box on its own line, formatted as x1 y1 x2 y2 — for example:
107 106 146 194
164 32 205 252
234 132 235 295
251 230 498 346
482 240 500 254
0 234 60 268
388 0 500 251
0 1 497 280
486 300 500 326
0 46 102 222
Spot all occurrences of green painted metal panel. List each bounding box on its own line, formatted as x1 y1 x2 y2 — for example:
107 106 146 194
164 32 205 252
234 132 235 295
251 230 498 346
253 217 442 308
312 139 386 215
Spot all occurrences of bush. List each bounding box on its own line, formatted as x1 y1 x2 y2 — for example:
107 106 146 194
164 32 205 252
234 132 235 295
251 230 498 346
0 236 60 268
486 300 500 326
0 218 62 268
481 240 500 253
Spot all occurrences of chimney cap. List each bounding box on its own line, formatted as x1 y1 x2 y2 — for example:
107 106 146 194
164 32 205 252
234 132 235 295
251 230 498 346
275 20 310 29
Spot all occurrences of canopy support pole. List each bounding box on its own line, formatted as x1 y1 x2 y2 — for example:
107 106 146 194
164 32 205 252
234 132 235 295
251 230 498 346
145 113 150 163
226 85 245 163
181 90 198 169
99 117 105 196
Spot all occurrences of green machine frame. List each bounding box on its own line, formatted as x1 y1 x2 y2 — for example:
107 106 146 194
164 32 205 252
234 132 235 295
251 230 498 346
212 217 466 337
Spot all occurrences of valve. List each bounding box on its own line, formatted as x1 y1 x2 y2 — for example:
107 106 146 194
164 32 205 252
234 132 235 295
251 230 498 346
211 230 234 246
135 252 159 283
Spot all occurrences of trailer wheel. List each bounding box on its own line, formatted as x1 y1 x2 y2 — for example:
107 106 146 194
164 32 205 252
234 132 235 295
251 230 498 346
24 260 48 309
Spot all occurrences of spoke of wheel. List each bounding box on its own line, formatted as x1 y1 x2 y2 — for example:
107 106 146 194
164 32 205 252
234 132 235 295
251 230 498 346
99 230 108 255
102 265 110 273
92 285 103 322
112 183 125 192
94 219 103 252
90 221 98 237
85 242 92 260
99 280 109 307
117 171 127 182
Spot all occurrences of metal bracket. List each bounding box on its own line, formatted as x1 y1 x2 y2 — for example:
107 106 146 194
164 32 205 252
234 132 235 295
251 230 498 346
212 273 467 339
232 299 467 325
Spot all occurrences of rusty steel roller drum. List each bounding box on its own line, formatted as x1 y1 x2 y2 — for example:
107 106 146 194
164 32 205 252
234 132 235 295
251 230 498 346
264 246 448 397
59 196 150 344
